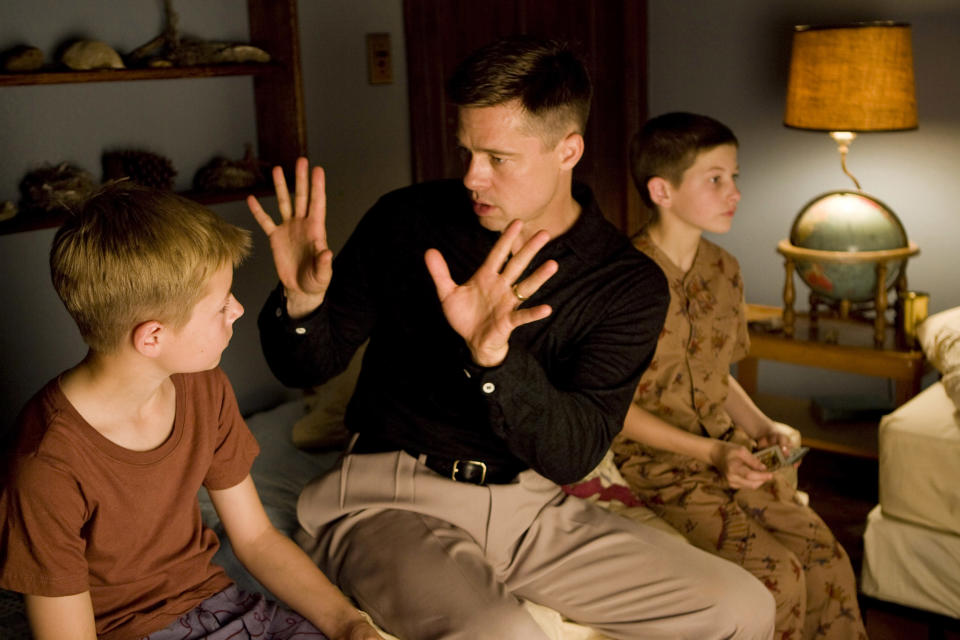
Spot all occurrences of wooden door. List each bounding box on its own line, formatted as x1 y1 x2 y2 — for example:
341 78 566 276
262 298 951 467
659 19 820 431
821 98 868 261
403 0 647 234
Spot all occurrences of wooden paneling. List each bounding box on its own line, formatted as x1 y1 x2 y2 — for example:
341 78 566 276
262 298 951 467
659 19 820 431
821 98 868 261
403 0 647 233
248 0 307 174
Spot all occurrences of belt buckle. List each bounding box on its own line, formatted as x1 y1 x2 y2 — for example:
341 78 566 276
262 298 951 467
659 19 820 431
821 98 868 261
451 459 487 485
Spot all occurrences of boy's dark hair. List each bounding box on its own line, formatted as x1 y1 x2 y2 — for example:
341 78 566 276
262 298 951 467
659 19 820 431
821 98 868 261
447 34 592 147
50 181 251 353
630 112 738 219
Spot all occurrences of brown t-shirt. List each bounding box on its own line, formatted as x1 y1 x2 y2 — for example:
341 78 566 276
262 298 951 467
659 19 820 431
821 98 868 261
620 233 749 440
0 367 259 639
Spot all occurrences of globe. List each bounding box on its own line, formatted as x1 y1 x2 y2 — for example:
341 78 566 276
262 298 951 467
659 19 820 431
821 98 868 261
789 190 908 303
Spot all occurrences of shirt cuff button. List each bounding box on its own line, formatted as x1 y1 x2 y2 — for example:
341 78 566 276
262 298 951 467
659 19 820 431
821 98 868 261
482 382 495 394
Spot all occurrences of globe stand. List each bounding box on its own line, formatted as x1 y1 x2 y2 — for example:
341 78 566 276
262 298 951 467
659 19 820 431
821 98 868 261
777 239 920 347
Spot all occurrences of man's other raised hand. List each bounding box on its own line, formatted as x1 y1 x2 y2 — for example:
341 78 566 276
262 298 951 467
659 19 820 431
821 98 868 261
247 157 332 319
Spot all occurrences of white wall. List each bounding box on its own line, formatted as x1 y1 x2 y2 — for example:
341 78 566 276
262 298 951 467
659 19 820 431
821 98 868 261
648 0 960 399
4 0 956 431
0 0 410 431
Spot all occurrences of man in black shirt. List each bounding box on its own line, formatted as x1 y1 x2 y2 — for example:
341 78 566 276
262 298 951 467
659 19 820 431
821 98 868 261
249 36 774 640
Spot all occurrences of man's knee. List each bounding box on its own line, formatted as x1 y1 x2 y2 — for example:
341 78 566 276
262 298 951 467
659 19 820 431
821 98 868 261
319 511 549 640
702 562 776 640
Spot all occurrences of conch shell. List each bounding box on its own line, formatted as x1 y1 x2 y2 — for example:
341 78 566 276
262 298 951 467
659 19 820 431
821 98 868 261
61 40 125 71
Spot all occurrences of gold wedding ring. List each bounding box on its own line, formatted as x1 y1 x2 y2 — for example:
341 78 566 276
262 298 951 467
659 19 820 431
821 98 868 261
512 284 529 302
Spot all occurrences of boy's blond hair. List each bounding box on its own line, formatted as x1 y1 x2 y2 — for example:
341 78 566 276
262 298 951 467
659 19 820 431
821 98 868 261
50 181 252 353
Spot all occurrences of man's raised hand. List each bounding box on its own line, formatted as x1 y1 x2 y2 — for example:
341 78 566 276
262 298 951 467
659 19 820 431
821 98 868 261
247 157 332 318
424 219 558 367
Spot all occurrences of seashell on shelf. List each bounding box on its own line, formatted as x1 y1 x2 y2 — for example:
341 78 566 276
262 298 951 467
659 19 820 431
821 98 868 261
1 45 44 72
61 40 125 71
0 201 17 222
193 145 265 192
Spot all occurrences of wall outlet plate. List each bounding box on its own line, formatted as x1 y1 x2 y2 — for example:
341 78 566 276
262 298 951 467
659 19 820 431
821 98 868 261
366 33 393 84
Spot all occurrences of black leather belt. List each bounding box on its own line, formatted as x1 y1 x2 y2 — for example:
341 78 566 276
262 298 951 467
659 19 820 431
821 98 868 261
350 433 519 485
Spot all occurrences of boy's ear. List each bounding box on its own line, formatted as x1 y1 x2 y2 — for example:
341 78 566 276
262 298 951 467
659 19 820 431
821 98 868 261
132 320 165 358
557 132 584 170
647 176 672 207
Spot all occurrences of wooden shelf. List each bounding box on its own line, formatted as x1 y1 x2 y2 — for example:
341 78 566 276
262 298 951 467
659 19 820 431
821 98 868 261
1 0 305 235
0 186 276 236
0 63 277 87
740 305 927 406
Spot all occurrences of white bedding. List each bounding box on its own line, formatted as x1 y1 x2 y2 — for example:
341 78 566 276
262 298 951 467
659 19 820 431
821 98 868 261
862 505 960 618
878 381 960 534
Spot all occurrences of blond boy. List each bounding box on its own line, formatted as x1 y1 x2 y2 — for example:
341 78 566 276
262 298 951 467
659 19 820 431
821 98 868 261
0 182 379 640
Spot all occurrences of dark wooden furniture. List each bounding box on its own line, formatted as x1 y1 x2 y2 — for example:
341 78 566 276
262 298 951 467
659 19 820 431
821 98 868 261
0 0 306 236
737 304 928 458
403 0 648 234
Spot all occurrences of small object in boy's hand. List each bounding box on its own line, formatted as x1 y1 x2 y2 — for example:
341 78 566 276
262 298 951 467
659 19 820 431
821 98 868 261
754 445 785 471
754 445 810 470
784 446 810 467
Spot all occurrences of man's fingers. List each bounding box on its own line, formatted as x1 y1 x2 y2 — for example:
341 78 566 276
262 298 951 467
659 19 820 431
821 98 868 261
502 228 551 283
512 259 558 301
512 304 552 326
314 247 333 270
483 220 524 274
246 195 276 235
309 165 327 229
293 157 309 218
424 249 456 300
273 166 292 220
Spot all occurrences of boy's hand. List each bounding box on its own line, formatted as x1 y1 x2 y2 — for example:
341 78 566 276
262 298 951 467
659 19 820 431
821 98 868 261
424 219 557 367
710 440 773 490
340 617 385 640
247 157 332 318
753 420 799 463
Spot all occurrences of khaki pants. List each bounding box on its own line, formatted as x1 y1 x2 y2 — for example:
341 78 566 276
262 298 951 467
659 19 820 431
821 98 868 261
295 450 775 640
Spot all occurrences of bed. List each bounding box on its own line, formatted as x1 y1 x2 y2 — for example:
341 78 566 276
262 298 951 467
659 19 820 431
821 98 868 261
860 306 960 619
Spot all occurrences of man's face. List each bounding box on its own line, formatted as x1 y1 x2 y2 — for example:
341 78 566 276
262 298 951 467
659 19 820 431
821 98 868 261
457 101 571 233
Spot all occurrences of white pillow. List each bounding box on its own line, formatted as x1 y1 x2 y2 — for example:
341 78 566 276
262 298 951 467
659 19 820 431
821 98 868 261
917 306 960 411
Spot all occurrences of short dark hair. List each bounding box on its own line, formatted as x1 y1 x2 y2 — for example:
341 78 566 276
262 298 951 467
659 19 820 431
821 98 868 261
447 35 592 146
630 112 738 215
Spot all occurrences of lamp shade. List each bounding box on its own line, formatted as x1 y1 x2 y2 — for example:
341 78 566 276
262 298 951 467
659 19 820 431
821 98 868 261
784 21 917 132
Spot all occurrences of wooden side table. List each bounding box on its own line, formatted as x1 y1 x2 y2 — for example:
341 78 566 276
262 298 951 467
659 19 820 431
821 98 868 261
736 304 928 458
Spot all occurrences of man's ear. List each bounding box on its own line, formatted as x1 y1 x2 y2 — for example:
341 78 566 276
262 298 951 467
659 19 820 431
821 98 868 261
557 132 584 170
132 320 165 358
647 176 672 207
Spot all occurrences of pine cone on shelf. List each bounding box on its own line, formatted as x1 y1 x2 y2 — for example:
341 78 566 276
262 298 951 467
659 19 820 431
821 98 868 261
102 149 177 190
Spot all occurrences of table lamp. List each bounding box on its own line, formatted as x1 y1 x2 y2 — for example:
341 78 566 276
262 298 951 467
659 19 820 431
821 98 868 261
778 21 920 346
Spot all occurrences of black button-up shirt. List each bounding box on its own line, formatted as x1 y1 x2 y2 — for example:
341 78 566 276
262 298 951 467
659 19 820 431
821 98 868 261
258 179 667 484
